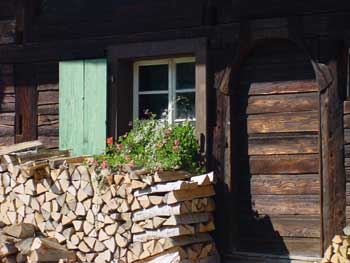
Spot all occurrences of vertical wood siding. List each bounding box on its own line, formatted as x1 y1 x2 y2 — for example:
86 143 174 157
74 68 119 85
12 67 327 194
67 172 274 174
59 60 84 155
59 59 106 156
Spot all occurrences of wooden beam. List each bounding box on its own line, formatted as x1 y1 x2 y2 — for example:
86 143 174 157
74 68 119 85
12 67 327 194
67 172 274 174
15 63 38 143
313 46 346 251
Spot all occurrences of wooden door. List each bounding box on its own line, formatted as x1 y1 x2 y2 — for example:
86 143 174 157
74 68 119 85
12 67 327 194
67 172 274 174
234 41 321 257
59 59 107 156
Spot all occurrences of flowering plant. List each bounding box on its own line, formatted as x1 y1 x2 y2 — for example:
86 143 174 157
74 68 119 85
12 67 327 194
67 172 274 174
95 114 204 173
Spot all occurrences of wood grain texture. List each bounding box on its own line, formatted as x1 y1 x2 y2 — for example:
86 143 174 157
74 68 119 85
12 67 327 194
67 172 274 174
245 93 318 114
237 237 320 257
249 155 319 175
247 112 319 134
247 80 318 95
244 174 320 195
249 195 320 215
318 60 346 249
344 101 350 114
344 114 350 129
248 135 318 155
239 215 321 238
344 129 350 145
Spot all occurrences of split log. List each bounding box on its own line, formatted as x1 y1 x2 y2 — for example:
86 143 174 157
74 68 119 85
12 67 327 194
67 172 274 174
133 225 194 242
163 185 215 204
134 181 197 197
3 224 35 239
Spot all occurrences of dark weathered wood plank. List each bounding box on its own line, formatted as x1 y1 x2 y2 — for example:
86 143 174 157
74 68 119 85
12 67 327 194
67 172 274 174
38 91 59 105
249 155 319 175
245 174 320 195
247 112 319 134
345 129 350 145
237 237 320 257
239 215 321 238
344 101 350 114
344 114 350 129
344 158 350 167
38 114 59 127
15 64 38 143
245 93 318 114
249 195 320 215
248 135 318 155
317 58 346 249
248 80 318 95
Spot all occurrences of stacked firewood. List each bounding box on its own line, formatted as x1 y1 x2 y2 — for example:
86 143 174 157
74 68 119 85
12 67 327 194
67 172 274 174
0 223 76 262
108 169 218 263
0 141 219 263
322 226 350 263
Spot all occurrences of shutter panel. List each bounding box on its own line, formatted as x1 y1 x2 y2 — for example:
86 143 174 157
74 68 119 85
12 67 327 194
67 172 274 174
59 61 84 156
83 59 107 155
59 59 107 156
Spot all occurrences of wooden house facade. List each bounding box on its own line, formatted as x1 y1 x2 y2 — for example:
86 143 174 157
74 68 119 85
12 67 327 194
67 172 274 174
1 0 350 262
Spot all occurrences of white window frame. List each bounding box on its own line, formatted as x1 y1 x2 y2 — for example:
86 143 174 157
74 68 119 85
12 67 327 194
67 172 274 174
133 57 195 123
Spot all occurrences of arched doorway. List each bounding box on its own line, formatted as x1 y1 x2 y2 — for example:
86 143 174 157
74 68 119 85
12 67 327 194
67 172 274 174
232 40 321 257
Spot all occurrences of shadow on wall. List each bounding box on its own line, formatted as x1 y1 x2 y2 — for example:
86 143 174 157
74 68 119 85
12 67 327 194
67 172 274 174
212 39 320 261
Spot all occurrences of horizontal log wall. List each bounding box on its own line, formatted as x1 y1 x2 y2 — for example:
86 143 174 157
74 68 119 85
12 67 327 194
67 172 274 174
235 42 321 257
36 62 59 149
0 64 15 146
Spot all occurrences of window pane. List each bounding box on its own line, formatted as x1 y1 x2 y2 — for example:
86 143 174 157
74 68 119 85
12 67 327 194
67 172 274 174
139 65 168 91
176 62 195 90
139 94 168 119
175 92 195 119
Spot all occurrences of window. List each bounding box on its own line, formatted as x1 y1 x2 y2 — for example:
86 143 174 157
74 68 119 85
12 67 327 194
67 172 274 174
133 58 195 123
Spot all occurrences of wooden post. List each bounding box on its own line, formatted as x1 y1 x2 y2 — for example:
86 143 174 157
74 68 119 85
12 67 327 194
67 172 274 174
15 64 37 143
313 47 346 251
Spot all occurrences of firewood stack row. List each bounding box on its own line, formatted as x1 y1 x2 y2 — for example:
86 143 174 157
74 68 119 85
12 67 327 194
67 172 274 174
321 226 350 263
0 141 219 263
0 223 76 263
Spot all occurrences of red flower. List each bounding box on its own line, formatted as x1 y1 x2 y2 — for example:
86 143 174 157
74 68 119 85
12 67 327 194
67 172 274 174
106 137 113 145
125 155 131 161
174 140 180 146
101 161 108 169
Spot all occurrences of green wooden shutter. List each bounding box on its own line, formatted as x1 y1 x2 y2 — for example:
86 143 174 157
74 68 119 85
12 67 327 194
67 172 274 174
59 59 107 156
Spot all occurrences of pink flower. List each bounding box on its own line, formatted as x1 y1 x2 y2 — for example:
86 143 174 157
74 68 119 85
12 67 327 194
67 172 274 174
125 155 131 161
163 139 167 144
106 137 113 145
174 140 180 146
173 145 179 152
165 129 171 136
127 160 135 168
116 144 123 151
101 161 108 169
88 159 98 166
123 133 128 138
